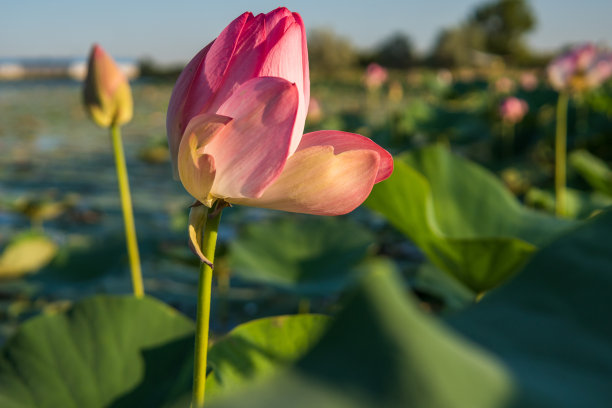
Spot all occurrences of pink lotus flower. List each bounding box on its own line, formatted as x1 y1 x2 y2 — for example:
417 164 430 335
499 97 528 124
83 44 133 128
364 63 388 90
547 43 612 92
167 8 392 216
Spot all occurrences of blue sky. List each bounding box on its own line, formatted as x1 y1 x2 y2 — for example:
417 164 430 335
2 0 611 63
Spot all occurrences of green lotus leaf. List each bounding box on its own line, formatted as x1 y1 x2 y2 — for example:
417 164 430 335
206 314 331 399
0 294 330 407
0 295 194 408
228 216 375 296
211 210 612 407
366 145 573 292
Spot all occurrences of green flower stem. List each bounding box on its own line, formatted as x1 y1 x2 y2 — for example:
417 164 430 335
110 124 144 298
555 92 570 217
192 205 223 408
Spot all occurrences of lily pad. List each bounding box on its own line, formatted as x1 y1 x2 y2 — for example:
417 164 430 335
0 232 58 279
209 260 514 408
447 208 612 407
206 314 330 398
228 216 375 296
0 295 194 408
210 210 612 407
366 145 573 292
138 313 331 405
0 292 331 407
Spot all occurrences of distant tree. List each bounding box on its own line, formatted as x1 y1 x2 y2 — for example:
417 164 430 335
307 28 358 74
429 25 486 67
137 58 182 80
374 33 415 69
468 0 536 59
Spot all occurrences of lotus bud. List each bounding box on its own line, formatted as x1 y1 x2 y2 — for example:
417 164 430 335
83 44 133 128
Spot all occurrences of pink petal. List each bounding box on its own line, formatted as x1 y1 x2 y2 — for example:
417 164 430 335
88 44 126 100
178 113 232 206
293 12 310 111
258 15 309 154
207 76 299 199
166 41 213 176
547 55 573 91
205 13 268 112
227 144 381 216
298 131 394 183
167 12 265 176
204 12 252 94
263 7 293 29
167 8 311 176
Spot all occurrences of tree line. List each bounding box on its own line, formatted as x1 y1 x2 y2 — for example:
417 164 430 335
308 0 543 74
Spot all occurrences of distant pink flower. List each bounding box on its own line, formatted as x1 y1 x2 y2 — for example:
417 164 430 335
499 97 528 124
167 8 393 216
364 63 388 90
83 44 133 128
519 71 538 91
494 77 515 94
306 97 323 123
547 43 612 92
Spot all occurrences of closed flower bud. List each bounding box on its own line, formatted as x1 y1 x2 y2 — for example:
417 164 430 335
83 44 133 128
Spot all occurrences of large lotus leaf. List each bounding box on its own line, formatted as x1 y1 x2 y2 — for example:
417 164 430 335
228 216 375 296
366 144 573 292
209 260 514 408
569 149 612 196
446 208 612 407
206 314 330 399
0 292 331 407
0 295 195 408
210 210 612 407
122 314 331 406
0 232 58 279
